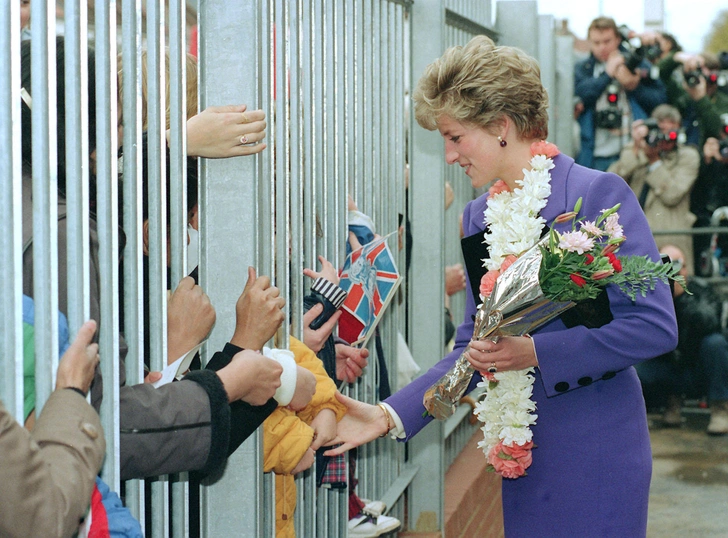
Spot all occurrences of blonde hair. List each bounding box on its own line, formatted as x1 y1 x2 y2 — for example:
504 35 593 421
412 35 548 140
118 49 199 130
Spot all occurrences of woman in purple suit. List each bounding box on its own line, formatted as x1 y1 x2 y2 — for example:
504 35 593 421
326 36 677 536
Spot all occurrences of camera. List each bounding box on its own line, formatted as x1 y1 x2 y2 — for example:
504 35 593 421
595 83 622 130
643 118 678 147
617 25 653 74
684 70 703 88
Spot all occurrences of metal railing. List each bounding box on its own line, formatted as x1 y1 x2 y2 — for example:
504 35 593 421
0 1 582 536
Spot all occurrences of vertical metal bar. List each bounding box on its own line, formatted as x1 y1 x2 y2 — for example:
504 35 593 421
120 0 145 526
408 0 446 531
169 0 187 288
198 1 264 535
259 1 274 279
0 0 23 419
301 0 315 272
30 0 58 418
312 0 324 259
64 0 90 334
168 1 189 535
146 0 170 534
95 0 121 493
322 3 335 261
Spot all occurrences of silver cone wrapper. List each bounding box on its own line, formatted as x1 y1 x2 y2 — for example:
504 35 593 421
423 236 574 420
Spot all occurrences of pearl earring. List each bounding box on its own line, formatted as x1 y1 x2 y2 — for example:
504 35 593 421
498 136 507 148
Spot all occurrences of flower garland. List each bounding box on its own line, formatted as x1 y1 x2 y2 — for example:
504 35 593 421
473 141 559 479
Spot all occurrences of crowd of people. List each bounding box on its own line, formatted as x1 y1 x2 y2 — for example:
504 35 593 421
5 6 728 538
575 16 728 435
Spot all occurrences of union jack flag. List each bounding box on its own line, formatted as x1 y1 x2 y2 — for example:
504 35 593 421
338 234 402 346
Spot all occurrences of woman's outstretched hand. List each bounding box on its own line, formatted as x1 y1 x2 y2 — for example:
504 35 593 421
323 392 390 456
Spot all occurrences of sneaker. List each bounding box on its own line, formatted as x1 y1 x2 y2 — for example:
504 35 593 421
707 400 728 436
662 395 683 427
348 514 401 537
361 500 386 518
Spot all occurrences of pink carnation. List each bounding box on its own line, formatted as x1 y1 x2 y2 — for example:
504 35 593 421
480 269 500 298
488 441 534 479
530 140 560 158
488 180 510 198
499 254 518 273
558 231 595 255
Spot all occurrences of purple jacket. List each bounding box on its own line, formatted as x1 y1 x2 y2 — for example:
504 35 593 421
386 153 677 536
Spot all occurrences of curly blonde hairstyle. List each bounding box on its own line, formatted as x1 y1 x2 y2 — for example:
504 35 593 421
413 35 548 140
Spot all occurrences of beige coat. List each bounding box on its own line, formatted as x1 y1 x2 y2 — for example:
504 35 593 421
608 144 700 274
0 389 105 538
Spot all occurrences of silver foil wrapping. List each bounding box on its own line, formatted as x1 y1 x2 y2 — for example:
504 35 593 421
423 237 574 419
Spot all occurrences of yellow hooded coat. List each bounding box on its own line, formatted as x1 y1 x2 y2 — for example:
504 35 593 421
263 336 346 537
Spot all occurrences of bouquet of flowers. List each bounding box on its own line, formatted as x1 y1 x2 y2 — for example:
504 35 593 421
424 196 685 478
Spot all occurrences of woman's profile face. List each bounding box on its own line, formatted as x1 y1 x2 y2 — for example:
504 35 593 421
437 115 501 189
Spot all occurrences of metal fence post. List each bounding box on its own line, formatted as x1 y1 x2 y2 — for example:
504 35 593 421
408 0 446 532
198 1 265 535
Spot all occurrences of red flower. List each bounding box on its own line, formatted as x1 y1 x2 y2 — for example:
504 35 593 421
584 253 594 265
570 273 586 287
606 252 622 272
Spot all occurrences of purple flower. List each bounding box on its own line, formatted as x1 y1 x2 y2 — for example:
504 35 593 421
558 231 595 255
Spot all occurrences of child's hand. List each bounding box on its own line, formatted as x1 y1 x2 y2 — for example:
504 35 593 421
302 304 341 353
310 409 337 450
287 366 316 411
303 255 339 286
231 267 286 350
291 447 315 475
334 344 369 383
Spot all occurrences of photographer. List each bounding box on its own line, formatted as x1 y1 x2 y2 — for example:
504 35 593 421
575 17 666 171
691 119 728 272
608 104 700 273
638 36 728 147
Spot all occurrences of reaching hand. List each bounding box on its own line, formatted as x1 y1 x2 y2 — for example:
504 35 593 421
445 264 466 297
56 320 99 394
303 255 340 286
309 409 337 450
323 393 389 456
287 366 316 411
231 267 286 350
184 104 267 158
334 343 369 383
291 447 315 475
167 276 216 363
144 371 163 384
302 304 341 353
217 350 283 405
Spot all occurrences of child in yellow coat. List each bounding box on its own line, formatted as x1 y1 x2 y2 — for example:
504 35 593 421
263 336 346 537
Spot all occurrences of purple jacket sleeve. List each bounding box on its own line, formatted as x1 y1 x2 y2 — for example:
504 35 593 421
384 198 485 441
